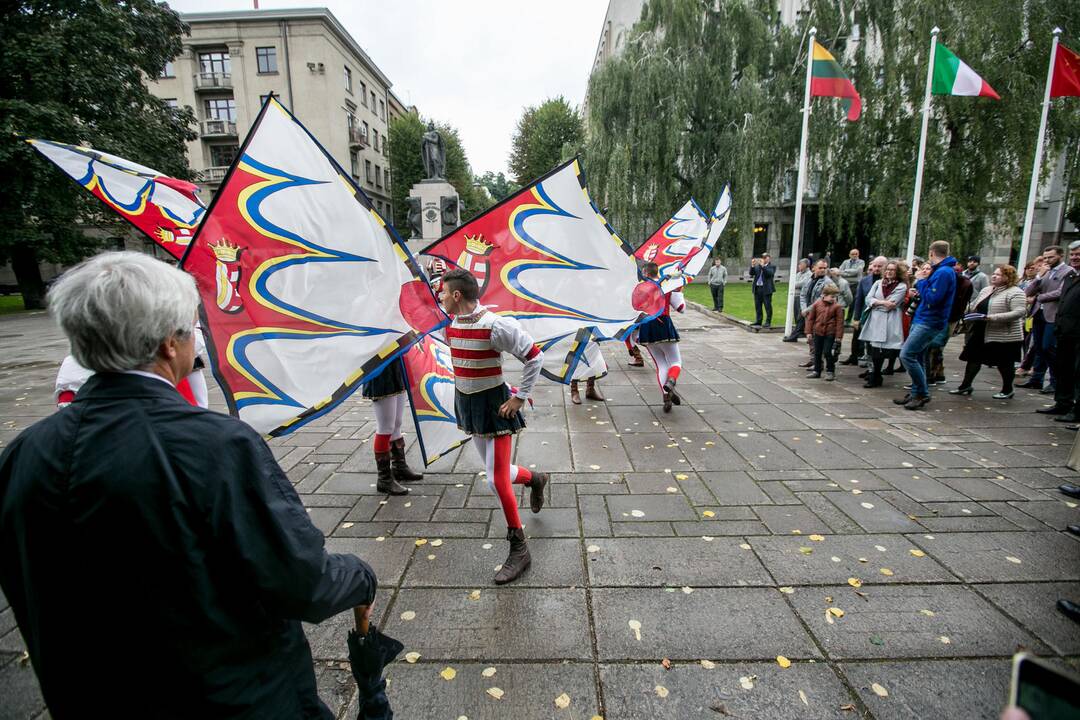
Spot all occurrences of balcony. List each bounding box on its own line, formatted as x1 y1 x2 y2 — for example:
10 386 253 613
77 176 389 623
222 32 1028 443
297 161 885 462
348 126 369 149
202 166 229 184
200 119 237 138
193 72 232 91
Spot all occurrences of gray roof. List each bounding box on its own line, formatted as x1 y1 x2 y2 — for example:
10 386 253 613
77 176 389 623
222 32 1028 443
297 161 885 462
180 7 392 88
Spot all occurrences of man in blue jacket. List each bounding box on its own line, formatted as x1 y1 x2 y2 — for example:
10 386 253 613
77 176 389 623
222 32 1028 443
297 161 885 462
0 252 379 719
895 241 958 410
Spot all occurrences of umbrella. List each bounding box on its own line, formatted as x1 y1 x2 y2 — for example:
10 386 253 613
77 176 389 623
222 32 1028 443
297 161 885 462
348 605 404 720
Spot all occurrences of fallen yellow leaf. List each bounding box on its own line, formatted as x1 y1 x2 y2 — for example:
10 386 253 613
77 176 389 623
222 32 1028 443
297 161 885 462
909 549 925 557
415 538 428 546
871 682 889 697
939 636 951 644
628 619 642 641
486 687 504 700
828 607 845 618
739 676 755 690
430 539 443 547
587 544 601 553
554 693 571 709
675 473 689 480
1006 556 1022 564
920 609 935 617
880 568 894 576
404 652 421 663
777 655 792 668
799 689 809 705
799 547 814 555
847 578 863 588
440 667 457 681
779 586 795 594
400 610 416 621
700 659 716 669
481 666 497 678
809 534 825 542
703 510 716 518
468 589 482 601
655 685 669 698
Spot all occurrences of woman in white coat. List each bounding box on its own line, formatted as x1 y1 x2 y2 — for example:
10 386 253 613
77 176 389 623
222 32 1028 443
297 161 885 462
859 261 908 388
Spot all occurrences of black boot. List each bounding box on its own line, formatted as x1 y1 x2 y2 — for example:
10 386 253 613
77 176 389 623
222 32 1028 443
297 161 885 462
663 378 681 405
376 451 408 495
494 527 531 585
390 437 423 483
529 472 549 513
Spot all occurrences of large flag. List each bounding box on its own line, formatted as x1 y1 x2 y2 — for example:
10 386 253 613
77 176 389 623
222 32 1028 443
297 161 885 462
181 97 445 435
422 157 647 382
1051 43 1080 97
931 44 1000 99
810 39 862 121
634 199 709 280
402 336 468 466
660 185 733 293
28 139 205 260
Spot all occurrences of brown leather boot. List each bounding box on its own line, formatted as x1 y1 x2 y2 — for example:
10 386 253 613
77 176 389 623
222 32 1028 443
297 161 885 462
390 437 423 482
585 378 604 401
494 527 531 584
628 346 644 367
528 472 549 513
376 451 408 495
664 378 681 406
570 380 581 405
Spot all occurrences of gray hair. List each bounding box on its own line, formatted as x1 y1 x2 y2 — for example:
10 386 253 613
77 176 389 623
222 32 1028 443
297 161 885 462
48 251 199 372
1069 240 1080 251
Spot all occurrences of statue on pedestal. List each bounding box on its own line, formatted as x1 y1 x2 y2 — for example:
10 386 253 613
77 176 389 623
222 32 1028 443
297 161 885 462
421 122 445 180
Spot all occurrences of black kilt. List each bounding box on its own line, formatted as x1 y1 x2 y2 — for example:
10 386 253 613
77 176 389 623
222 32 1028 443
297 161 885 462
638 314 680 344
455 383 526 437
362 359 405 400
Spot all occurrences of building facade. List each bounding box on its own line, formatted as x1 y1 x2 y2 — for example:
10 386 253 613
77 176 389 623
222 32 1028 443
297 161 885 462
150 7 401 221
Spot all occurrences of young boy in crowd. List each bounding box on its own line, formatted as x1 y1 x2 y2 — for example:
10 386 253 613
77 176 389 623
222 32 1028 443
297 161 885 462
806 285 845 381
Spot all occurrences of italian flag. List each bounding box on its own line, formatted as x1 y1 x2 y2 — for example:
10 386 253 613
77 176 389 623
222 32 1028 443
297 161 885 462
932 43 1000 99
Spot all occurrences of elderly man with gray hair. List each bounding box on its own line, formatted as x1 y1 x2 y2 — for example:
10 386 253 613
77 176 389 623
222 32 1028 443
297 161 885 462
0 252 379 719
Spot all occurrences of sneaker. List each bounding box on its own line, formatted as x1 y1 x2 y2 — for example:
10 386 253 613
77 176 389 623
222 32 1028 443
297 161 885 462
825 372 835 381
806 371 821 379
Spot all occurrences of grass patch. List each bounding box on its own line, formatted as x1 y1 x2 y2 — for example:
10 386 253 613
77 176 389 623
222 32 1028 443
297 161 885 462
683 281 789 323
0 295 31 316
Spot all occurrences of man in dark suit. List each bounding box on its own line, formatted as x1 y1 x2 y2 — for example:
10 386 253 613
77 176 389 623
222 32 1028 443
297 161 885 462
748 252 777 328
0 252 378 719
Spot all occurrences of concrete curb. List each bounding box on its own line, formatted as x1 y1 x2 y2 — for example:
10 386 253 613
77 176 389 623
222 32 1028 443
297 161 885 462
685 300 785 333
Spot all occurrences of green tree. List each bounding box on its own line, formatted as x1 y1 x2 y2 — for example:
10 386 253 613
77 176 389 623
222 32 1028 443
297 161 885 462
0 0 196 308
476 170 519 202
509 96 585 186
585 0 1080 259
388 113 490 233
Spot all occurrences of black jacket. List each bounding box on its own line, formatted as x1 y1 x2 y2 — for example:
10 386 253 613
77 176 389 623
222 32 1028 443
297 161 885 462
748 263 777 294
0 373 376 719
1057 273 1080 338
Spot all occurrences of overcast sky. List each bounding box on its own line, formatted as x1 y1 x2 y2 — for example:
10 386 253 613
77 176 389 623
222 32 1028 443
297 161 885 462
168 0 610 176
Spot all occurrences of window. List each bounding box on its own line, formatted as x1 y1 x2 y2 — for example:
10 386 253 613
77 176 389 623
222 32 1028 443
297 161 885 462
344 65 352 93
375 165 383 189
371 129 378 151
163 98 179 110
362 121 369 142
384 169 390 189
365 159 373 184
204 98 236 122
379 99 385 119
360 81 367 105
160 61 175 78
370 91 376 110
210 144 238 167
346 111 356 130
259 93 275 107
256 46 277 74
350 151 360 180
752 223 769 257
199 51 230 75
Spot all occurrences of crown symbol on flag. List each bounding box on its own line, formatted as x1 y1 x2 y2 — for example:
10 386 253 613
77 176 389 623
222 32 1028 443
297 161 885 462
208 238 242 262
464 234 496 256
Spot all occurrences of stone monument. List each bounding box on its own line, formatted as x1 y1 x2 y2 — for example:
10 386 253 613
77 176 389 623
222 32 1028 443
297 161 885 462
406 122 461 255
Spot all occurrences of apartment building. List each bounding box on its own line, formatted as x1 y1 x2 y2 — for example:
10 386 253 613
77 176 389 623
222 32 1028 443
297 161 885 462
150 7 402 220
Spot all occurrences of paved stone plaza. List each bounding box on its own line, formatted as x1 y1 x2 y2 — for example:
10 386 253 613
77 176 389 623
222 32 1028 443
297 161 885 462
1 306 1078 719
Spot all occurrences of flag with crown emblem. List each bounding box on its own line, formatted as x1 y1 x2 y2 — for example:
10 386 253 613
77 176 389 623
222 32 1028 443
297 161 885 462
181 96 446 436
28 139 205 260
422 157 649 382
634 199 709 280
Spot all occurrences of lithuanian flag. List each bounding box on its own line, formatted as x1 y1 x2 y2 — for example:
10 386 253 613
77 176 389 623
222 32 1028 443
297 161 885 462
811 38 862 121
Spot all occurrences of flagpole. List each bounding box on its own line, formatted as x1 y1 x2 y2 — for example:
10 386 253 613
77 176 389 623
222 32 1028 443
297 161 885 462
905 27 939 263
1019 28 1062 267
784 27 816 337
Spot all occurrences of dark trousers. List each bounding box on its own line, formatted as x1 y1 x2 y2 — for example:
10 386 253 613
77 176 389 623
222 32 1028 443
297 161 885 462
813 336 837 373
1054 334 1079 408
845 322 862 361
960 360 1016 395
1030 312 1057 385
753 289 773 325
709 284 725 311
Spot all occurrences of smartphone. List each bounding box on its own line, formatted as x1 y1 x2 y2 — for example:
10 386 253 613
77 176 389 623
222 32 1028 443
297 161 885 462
1009 653 1080 719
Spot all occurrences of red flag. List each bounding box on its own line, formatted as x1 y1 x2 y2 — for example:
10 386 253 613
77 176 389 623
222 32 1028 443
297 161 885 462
1051 43 1080 98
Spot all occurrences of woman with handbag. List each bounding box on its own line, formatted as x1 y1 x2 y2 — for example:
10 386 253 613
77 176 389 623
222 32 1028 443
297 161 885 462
859 261 909 388
948 265 1026 399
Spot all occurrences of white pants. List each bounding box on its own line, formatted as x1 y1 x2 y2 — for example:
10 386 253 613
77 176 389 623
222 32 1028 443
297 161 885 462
644 342 682 391
372 392 405 440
